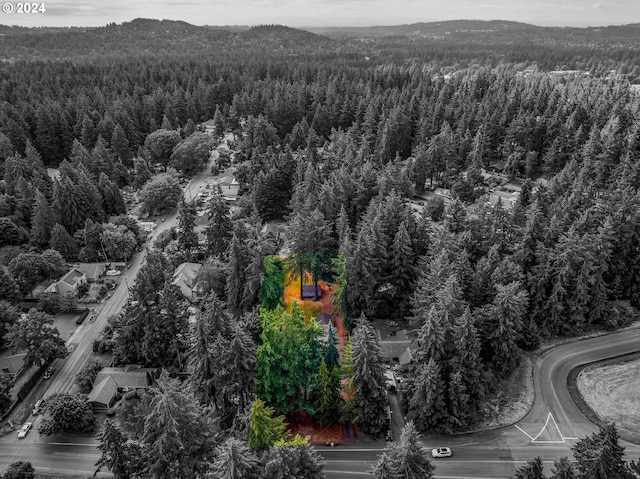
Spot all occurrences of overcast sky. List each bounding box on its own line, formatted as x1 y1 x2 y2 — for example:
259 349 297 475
3 0 639 28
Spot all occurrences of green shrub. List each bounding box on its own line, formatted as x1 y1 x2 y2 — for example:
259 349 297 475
124 390 138 400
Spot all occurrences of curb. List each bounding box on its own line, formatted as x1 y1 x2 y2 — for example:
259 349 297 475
566 351 640 445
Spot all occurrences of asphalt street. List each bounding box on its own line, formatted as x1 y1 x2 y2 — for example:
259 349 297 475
0 162 215 474
1 157 640 476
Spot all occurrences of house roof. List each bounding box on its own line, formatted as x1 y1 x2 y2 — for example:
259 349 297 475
172 262 202 298
60 269 85 286
220 175 239 186
302 284 321 298
94 366 152 390
0 353 27 375
73 263 106 280
88 376 118 406
379 340 413 365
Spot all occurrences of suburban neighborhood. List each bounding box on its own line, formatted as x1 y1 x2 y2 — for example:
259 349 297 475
1 11 640 479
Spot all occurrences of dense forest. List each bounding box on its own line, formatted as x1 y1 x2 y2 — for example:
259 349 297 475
1 17 640 476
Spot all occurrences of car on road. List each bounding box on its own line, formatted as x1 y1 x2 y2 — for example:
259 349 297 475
44 366 55 379
17 422 32 439
431 447 452 458
32 399 44 415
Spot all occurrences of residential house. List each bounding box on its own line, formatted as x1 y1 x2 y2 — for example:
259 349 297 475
45 268 87 297
172 262 203 300
201 119 216 135
488 189 518 210
93 365 154 392
218 175 240 202
378 330 413 366
88 365 156 409
0 353 27 380
73 263 106 283
88 376 118 412
301 284 321 299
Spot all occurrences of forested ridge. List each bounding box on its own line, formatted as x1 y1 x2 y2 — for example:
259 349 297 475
1 17 640 475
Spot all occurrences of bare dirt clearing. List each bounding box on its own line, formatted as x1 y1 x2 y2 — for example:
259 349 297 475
577 359 640 436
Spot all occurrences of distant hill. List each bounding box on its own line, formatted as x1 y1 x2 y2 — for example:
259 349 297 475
240 24 330 45
0 19 331 60
1 18 639 62
307 20 640 45
308 19 539 37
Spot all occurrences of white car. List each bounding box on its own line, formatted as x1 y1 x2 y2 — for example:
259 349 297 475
106 269 121 276
17 422 32 439
431 447 452 458
32 399 44 415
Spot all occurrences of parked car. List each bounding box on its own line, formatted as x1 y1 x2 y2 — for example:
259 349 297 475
106 269 121 276
44 366 55 379
431 447 452 458
32 399 44 415
17 422 32 439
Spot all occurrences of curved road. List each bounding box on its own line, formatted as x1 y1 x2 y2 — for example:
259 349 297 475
2 175 640 477
320 326 640 478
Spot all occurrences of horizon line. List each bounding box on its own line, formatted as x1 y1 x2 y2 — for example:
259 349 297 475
0 17 637 30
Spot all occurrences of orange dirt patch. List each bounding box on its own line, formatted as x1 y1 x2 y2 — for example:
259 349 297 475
288 412 343 445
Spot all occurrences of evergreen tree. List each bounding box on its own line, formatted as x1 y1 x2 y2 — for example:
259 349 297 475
572 423 631 479
208 437 260 479
223 321 256 425
110 123 130 163
407 357 445 432
389 218 417 318
205 187 232 258
30 189 55 249
260 256 285 311
142 372 217 479
249 398 291 448
225 223 250 316
98 173 126 216
372 422 435 479
177 199 198 260
3 461 35 479
513 457 547 479
212 105 225 137
313 358 340 426
551 457 577 479
339 337 356 424
352 316 388 437
95 419 138 479
490 281 528 377
324 324 340 370
259 445 325 479
188 294 230 407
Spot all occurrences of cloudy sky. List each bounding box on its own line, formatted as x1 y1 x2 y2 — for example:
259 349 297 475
3 0 638 28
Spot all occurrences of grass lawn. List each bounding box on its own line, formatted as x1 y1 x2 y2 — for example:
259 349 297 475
577 359 640 437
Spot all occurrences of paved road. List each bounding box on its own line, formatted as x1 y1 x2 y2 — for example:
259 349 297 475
319 327 640 478
2 162 640 476
0 162 217 474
